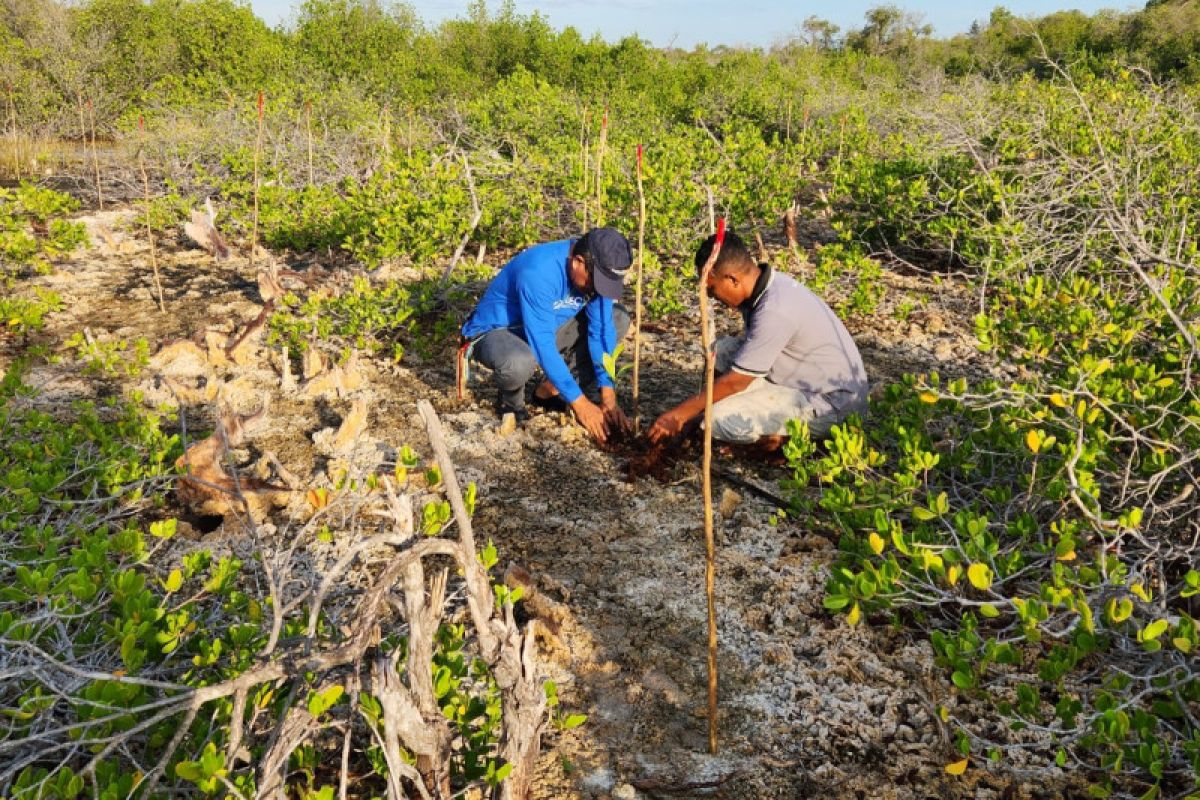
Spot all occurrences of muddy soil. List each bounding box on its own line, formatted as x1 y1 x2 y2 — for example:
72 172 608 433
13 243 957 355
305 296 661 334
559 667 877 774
2 206 1078 800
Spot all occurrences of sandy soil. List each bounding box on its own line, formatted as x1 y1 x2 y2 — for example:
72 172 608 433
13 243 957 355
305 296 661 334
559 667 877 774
2 205 1078 800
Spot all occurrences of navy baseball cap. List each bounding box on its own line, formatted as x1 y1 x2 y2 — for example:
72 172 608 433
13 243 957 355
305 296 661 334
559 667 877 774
577 227 633 299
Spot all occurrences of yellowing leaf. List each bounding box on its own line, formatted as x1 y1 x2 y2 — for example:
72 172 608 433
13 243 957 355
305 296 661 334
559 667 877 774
979 603 999 618
847 603 862 626
1106 597 1133 623
945 758 969 776
1056 549 1076 562
162 569 183 593
918 391 939 404
868 532 885 555
307 487 331 509
1049 393 1068 408
1130 583 1151 602
967 563 993 591
1025 429 1042 454
946 565 961 587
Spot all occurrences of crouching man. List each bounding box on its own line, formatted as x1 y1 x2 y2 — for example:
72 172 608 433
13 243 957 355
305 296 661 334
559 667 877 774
648 231 868 452
461 227 634 443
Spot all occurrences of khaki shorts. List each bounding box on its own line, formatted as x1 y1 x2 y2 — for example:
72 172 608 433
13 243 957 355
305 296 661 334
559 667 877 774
709 337 863 443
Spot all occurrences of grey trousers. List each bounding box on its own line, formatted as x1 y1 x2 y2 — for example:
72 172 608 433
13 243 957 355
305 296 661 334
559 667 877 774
470 304 631 409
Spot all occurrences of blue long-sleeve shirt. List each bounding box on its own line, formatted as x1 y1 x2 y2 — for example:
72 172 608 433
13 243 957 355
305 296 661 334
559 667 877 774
461 239 618 404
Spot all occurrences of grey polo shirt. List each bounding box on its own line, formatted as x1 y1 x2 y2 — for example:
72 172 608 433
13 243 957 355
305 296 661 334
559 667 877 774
730 265 869 411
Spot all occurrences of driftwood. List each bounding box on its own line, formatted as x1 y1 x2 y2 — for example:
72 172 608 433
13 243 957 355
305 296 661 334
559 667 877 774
183 197 231 260
175 397 291 519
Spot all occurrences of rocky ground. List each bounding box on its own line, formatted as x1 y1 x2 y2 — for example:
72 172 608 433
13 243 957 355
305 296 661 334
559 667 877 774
3 204 1079 800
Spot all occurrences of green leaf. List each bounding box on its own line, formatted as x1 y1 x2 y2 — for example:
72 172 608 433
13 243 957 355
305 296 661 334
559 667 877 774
823 594 851 611
560 713 587 730
307 684 345 718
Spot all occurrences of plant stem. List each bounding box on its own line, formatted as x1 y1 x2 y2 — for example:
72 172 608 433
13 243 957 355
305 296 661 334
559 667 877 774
698 217 726 755
632 143 646 429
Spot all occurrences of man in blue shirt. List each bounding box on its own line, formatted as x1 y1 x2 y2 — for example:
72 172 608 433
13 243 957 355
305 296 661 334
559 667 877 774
461 227 633 443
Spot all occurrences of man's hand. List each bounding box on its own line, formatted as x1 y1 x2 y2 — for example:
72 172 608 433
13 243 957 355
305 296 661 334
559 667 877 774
599 387 632 436
571 396 609 443
648 407 690 443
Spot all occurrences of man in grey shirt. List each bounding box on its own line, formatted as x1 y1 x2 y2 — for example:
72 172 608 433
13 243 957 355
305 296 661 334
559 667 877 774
648 231 868 450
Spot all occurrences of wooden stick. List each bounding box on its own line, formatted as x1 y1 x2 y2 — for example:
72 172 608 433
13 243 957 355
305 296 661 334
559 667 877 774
593 107 608 225
138 115 165 313
697 217 726 754
632 143 646 429
251 91 264 270
87 97 102 210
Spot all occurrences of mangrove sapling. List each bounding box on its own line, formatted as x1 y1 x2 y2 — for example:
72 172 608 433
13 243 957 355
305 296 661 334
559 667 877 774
697 217 726 754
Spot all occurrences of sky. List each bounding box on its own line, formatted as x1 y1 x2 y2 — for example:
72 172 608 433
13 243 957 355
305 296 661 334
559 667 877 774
248 0 1136 49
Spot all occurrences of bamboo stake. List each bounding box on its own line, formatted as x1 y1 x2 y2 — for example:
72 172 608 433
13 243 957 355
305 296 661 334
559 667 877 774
86 97 102 210
632 143 646 429
138 115 165 313
706 185 716 235
251 91 264 270
593 107 608 225
698 216 726 755
304 100 314 188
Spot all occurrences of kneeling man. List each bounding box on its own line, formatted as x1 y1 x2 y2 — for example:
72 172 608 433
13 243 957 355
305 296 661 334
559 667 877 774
648 231 868 450
461 227 633 443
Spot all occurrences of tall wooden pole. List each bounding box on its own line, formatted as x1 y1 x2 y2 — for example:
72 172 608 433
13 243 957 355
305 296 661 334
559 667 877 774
698 217 726 754
632 143 647 429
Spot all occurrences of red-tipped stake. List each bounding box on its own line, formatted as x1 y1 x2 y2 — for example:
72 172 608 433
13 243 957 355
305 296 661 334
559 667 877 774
698 215 726 755
632 143 647 428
